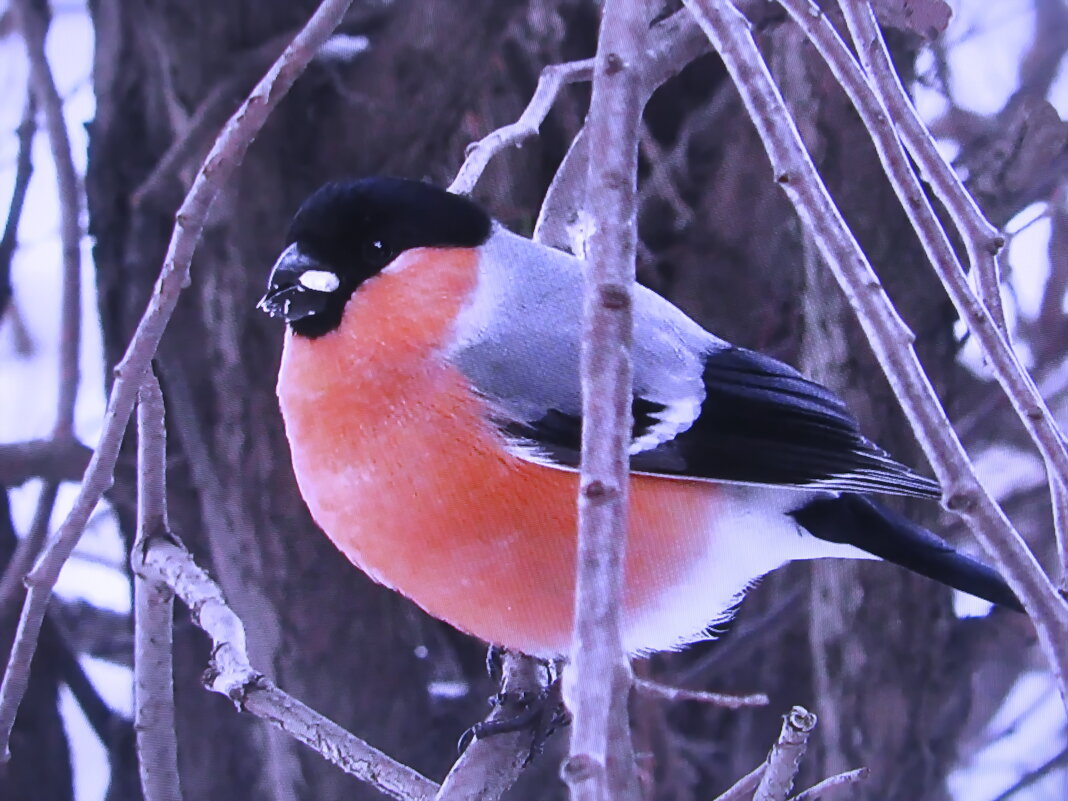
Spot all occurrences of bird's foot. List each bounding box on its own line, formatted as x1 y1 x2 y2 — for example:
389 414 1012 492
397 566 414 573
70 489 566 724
458 650 569 763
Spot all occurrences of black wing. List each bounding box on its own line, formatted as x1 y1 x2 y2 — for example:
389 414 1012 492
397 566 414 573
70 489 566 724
495 346 940 498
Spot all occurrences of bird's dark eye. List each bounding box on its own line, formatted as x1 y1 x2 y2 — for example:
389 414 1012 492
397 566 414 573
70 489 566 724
362 238 392 267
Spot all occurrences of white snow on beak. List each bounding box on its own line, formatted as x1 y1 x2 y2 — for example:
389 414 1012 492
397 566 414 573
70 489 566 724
298 269 341 293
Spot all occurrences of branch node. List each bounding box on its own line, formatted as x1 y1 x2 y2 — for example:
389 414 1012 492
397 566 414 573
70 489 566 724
581 479 619 500
560 753 602 783
599 284 631 310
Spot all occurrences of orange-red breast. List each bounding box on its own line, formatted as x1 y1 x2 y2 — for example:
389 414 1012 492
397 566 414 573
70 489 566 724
258 177 1021 658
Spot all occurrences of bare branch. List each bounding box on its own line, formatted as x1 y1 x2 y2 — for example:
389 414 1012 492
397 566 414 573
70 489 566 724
0 0 358 760
130 28 295 208
711 761 767 801
130 370 182 801
0 438 93 486
754 706 817 801
989 742 1068 801
563 3 650 801
0 483 58 611
449 59 594 196
788 767 869 801
536 7 713 251
139 536 437 801
12 0 83 440
0 92 35 319
43 614 130 757
837 0 1068 586
633 677 768 709
435 653 551 801
681 0 1068 707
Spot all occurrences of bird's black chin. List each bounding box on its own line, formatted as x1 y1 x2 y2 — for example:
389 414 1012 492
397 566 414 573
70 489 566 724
258 243 347 338
257 284 330 323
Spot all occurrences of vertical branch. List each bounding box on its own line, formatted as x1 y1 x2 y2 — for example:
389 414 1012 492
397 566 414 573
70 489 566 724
131 371 182 801
0 0 357 760
753 706 816 801
564 2 647 801
12 0 83 440
679 0 1068 707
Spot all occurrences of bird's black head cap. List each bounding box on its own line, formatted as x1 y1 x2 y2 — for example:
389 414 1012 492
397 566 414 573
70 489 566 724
259 177 492 338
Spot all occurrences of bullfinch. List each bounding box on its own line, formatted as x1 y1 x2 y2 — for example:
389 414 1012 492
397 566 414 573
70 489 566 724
258 176 1021 659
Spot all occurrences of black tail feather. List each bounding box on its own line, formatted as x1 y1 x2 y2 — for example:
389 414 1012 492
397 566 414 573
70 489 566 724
793 494 1024 613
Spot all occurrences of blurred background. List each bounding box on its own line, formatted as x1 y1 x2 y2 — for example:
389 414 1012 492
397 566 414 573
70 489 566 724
0 0 1065 799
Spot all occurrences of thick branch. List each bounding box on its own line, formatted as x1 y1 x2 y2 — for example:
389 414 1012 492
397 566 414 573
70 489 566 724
681 0 1068 708
0 0 358 760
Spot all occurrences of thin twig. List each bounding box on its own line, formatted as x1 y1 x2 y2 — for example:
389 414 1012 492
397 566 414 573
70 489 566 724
139 536 437 801
633 677 768 709
989 742 1068 801
12 0 82 440
681 0 1068 709
130 371 182 801
43 613 130 753
0 91 35 319
0 482 57 610
563 4 649 801
449 59 594 196
0 0 358 760
837 0 1068 589
788 767 869 801
711 761 767 801
535 7 712 251
754 706 817 801
130 28 296 208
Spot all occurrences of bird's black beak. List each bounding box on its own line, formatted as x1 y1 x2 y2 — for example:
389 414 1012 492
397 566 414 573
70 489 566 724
257 244 338 323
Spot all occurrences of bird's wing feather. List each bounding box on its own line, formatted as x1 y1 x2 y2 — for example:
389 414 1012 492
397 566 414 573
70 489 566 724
449 228 939 498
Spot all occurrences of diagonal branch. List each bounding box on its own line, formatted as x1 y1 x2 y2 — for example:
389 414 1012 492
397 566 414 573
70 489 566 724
836 0 1068 589
680 0 1068 710
139 535 438 801
788 767 869 801
712 761 767 801
449 59 594 196
0 0 358 760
